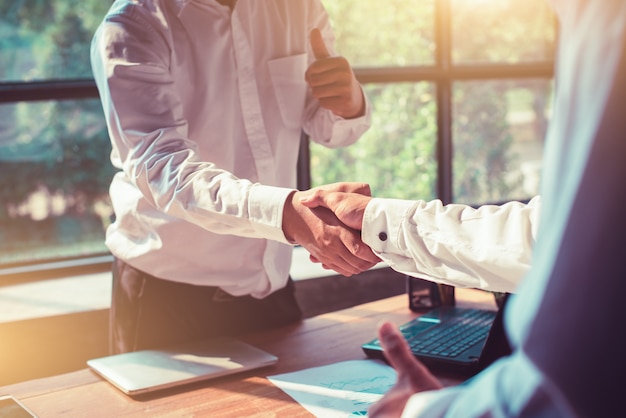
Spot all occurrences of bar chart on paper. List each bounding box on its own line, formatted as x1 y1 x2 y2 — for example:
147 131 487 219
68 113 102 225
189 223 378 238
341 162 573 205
268 359 396 417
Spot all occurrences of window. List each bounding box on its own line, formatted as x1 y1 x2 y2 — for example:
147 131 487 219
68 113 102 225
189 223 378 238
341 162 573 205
311 0 556 206
0 0 556 272
0 1 113 269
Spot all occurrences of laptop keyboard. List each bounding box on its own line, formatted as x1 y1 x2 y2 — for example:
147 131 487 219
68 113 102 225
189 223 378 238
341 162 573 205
403 309 495 358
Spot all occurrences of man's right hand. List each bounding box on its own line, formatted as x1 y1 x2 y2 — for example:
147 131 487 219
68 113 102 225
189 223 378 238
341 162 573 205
299 185 373 231
282 182 380 276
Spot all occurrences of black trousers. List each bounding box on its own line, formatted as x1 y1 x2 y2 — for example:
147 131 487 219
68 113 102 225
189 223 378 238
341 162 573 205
110 257 303 354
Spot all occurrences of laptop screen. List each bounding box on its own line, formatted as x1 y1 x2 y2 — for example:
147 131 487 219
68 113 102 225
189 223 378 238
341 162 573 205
476 293 512 372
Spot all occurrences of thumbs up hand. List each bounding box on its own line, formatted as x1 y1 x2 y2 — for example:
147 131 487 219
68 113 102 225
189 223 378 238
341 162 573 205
309 26 332 60
305 28 365 119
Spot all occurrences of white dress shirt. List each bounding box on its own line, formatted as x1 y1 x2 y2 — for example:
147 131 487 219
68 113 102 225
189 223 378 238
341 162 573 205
363 197 540 293
91 0 371 297
367 0 626 416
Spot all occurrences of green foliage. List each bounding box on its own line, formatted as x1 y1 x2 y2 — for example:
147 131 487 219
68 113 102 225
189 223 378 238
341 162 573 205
450 0 556 63
312 82 438 200
0 0 555 265
0 0 112 80
313 0 440 199
0 0 114 265
323 0 434 67
313 0 554 203
0 98 115 264
453 81 518 203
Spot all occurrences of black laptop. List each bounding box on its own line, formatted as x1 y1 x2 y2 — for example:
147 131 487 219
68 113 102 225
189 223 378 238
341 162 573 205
362 293 511 376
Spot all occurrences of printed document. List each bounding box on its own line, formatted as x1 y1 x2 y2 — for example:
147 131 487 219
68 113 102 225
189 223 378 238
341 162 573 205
268 359 396 417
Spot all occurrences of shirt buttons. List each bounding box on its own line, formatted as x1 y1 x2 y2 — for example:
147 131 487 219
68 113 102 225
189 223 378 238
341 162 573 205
378 232 388 241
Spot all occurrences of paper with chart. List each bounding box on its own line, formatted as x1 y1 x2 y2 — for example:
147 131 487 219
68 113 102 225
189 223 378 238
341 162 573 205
267 359 396 417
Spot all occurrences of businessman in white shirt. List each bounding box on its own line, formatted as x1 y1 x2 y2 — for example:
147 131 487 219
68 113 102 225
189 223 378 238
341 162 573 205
91 0 379 354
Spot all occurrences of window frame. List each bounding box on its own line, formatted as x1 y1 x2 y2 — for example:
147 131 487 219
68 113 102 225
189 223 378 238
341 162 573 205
301 0 555 204
1 0 556 278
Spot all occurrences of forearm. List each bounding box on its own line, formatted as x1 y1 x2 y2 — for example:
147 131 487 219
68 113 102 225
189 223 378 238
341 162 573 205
362 197 540 292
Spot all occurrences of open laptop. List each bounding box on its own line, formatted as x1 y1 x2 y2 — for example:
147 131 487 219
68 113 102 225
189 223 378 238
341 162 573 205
362 294 511 376
87 336 278 396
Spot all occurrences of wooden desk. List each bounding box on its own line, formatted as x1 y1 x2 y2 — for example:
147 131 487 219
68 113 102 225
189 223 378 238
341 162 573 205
0 289 496 417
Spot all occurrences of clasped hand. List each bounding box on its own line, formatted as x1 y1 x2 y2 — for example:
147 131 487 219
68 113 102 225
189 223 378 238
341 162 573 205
282 182 380 277
287 183 444 415
285 183 444 416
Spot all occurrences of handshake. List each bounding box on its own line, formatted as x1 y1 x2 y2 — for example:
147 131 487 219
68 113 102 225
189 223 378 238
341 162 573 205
282 182 380 277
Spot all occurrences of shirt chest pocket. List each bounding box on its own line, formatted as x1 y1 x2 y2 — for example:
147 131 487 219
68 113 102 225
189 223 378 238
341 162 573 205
268 53 308 130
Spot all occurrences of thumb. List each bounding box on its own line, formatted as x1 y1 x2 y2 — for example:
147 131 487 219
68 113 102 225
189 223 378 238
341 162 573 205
300 190 327 209
378 322 442 390
310 27 330 60
378 322 421 374
333 182 371 196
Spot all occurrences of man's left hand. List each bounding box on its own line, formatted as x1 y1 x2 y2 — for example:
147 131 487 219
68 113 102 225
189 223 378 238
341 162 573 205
368 322 443 418
305 28 365 119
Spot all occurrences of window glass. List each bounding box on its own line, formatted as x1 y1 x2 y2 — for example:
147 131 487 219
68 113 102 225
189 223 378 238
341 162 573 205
0 1 111 82
322 0 435 67
310 82 437 200
452 79 552 204
0 0 556 271
451 0 556 64
0 99 114 266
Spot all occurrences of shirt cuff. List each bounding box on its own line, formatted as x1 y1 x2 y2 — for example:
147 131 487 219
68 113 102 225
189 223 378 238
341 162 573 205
248 183 296 245
327 87 372 137
362 198 415 255
337 87 371 117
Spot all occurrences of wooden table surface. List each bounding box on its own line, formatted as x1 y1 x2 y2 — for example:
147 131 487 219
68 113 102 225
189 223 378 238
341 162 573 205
0 288 496 417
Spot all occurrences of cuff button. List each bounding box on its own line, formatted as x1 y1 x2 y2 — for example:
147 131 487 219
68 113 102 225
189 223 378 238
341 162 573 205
378 232 388 241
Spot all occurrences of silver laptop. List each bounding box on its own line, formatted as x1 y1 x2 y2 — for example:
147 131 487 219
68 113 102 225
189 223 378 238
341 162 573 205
87 337 278 395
